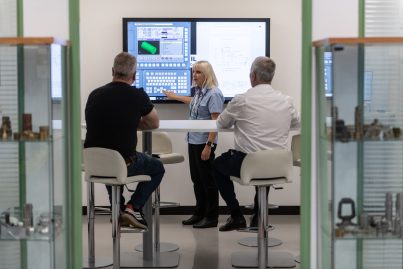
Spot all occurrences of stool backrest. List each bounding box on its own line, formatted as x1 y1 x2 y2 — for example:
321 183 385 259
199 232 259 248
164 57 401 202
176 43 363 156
83 147 128 184
291 134 301 167
240 149 293 185
136 131 172 154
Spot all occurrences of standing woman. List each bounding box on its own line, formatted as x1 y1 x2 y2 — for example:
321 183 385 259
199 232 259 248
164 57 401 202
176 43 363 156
163 61 224 228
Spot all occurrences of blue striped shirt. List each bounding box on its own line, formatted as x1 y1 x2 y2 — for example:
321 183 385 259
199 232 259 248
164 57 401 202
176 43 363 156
187 86 224 144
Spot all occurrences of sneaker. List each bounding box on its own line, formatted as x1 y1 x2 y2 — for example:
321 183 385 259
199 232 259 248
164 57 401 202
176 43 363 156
120 207 148 230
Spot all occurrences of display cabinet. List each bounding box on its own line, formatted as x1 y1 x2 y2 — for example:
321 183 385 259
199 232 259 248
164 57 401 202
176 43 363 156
0 38 69 269
313 37 403 269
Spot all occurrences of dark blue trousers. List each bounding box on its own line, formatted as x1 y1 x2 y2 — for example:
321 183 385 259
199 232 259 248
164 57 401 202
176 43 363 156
213 149 246 217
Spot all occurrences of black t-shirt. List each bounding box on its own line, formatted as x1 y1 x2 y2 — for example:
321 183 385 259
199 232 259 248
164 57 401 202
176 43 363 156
84 81 154 159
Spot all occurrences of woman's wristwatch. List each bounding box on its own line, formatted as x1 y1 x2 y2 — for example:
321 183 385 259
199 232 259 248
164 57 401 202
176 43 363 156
206 141 215 148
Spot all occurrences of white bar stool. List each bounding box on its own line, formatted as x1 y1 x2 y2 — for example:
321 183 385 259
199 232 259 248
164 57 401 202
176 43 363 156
135 132 184 253
230 149 296 268
83 147 151 269
82 141 114 269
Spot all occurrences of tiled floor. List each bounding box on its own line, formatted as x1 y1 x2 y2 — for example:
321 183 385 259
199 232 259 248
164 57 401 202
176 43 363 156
82 215 300 269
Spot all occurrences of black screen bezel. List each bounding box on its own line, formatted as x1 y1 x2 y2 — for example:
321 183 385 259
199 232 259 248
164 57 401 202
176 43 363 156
123 17 270 103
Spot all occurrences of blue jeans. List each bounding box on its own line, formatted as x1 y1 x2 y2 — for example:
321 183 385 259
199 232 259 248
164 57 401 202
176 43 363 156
106 151 165 209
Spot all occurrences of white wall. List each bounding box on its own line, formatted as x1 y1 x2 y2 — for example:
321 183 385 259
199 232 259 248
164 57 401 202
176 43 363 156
313 0 358 40
23 0 69 39
20 0 303 208
80 0 302 207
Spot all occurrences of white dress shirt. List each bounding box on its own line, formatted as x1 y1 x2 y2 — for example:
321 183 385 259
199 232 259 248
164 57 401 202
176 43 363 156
217 84 300 153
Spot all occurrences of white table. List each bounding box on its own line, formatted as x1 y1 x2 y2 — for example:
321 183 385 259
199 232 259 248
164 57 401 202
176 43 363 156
157 120 232 132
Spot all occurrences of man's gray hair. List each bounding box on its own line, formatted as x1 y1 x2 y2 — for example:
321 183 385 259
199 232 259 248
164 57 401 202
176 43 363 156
251 56 276 83
113 52 137 80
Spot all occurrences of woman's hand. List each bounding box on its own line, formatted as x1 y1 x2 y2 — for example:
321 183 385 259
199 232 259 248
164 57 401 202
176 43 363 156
162 90 177 100
201 145 211 161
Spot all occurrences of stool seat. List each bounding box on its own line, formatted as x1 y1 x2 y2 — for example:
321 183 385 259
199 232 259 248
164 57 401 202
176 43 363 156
87 174 150 185
84 147 151 185
155 152 185 164
229 149 295 269
83 147 151 269
230 149 293 186
232 176 288 186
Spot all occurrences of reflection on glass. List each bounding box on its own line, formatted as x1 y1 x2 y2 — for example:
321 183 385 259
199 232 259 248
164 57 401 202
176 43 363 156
191 229 219 269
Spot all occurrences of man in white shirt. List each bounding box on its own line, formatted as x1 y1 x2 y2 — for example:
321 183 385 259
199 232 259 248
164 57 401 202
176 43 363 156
214 56 300 231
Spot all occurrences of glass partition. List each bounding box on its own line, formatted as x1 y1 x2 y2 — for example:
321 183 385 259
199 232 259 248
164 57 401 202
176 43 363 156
0 38 69 269
314 37 403 269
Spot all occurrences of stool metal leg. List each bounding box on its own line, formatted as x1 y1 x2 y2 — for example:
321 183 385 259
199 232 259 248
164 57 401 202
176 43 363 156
154 186 179 251
135 186 179 253
258 186 268 269
112 186 121 269
83 182 112 269
123 188 180 268
155 185 161 252
239 195 282 248
232 184 296 268
89 182 95 265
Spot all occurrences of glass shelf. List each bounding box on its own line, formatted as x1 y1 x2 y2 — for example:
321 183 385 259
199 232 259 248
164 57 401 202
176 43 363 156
335 138 403 143
0 139 54 143
0 226 55 241
335 230 402 240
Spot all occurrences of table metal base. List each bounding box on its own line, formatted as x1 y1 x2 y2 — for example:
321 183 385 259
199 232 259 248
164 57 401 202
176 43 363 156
120 252 180 268
135 242 179 252
232 251 296 268
295 255 300 263
238 237 282 247
82 256 113 268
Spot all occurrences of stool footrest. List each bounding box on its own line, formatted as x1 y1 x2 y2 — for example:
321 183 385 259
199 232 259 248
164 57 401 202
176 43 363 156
120 227 148 234
237 225 274 233
244 203 279 209
268 203 279 209
94 207 111 215
153 201 180 209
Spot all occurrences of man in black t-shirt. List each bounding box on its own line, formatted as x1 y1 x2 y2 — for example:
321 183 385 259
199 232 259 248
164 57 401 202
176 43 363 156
84 52 164 230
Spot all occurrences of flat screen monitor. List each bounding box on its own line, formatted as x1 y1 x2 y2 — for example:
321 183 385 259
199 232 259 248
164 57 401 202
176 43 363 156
123 18 270 102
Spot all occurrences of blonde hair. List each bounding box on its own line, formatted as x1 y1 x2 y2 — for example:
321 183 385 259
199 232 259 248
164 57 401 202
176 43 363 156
192 60 218 89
